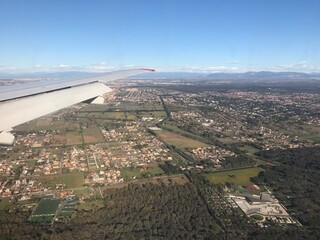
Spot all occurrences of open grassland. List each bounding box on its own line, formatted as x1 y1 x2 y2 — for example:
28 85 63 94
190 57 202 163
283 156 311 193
35 118 51 127
13 120 37 132
14 118 70 132
161 121 211 143
78 103 122 112
78 199 105 211
66 131 83 145
217 137 240 144
50 134 67 146
105 174 189 190
79 101 163 112
103 112 126 120
268 123 320 144
83 126 104 143
65 121 81 130
156 129 209 149
39 172 85 188
47 131 83 146
239 145 260 154
38 119 65 131
121 101 163 111
73 187 90 197
203 167 263 186
121 166 164 181
79 104 108 112
73 102 165 121
0 198 12 210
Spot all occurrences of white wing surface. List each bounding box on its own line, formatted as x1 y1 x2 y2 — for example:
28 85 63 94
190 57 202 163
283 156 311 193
0 68 154 145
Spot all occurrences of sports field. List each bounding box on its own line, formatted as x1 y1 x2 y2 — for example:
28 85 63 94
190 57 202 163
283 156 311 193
29 197 61 222
203 167 263 186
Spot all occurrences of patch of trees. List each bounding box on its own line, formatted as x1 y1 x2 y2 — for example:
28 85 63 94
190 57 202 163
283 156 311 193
221 155 257 169
0 209 51 240
255 147 320 230
186 171 315 239
159 161 181 174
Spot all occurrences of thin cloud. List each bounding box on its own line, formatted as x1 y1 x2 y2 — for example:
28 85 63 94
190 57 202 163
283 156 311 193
276 61 320 72
228 61 240 65
0 62 319 74
88 62 112 72
164 65 240 73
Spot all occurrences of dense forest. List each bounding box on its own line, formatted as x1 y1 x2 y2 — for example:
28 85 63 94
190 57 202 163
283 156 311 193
0 182 220 240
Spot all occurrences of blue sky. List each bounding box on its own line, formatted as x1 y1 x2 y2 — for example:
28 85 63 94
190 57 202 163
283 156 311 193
0 0 320 73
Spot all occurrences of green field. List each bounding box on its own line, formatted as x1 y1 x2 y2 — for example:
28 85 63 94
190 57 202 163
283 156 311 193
47 131 83 146
39 172 85 188
13 120 36 131
203 167 263 186
73 102 165 121
66 131 83 145
103 112 126 120
268 123 320 144
217 137 240 144
79 104 108 112
161 121 210 143
122 101 163 111
78 199 105 211
50 133 67 146
73 187 90 197
83 126 104 143
156 129 209 149
121 166 164 181
239 145 260 154
14 117 68 132
32 198 60 215
35 118 51 127
0 198 12 210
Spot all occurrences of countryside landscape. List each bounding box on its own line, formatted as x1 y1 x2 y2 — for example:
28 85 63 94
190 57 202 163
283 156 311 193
1 77 320 239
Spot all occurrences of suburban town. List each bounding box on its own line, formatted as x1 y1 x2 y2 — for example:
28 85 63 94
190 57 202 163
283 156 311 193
0 78 320 239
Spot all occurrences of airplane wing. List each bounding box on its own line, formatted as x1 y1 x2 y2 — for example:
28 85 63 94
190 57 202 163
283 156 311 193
0 68 155 145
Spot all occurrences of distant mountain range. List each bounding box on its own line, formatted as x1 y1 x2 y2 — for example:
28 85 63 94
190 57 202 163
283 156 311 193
205 71 320 81
1 71 320 81
134 71 320 81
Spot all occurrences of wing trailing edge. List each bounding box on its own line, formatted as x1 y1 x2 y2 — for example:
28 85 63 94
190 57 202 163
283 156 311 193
0 68 155 145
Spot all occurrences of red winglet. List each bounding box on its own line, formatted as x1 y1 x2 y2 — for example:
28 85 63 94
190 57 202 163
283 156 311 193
138 68 156 72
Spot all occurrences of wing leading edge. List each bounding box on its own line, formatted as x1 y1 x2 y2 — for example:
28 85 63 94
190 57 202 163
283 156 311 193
0 68 154 145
